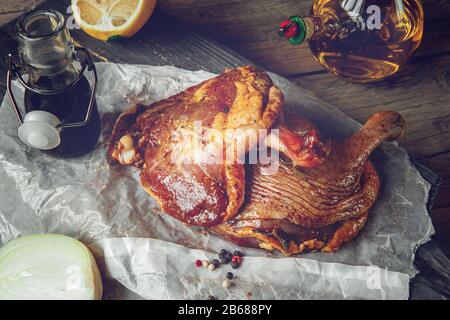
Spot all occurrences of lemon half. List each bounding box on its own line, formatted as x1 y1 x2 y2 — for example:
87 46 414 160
71 0 156 41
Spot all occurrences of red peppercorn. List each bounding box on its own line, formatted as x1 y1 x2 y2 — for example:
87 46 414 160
232 255 242 264
195 259 202 267
233 250 243 257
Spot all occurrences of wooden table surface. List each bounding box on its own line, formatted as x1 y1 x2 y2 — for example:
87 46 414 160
0 0 448 257
0 0 45 26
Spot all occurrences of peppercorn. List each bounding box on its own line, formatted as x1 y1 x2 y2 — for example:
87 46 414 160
233 250 243 257
219 249 229 259
223 279 231 289
226 272 233 280
208 263 216 271
202 260 210 268
220 257 228 265
195 259 202 267
212 259 220 267
231 260 240 269
232 255 242 264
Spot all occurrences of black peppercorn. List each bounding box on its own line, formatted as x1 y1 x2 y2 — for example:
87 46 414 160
212 259 220 267
226 272 233 280
226 251 233 261
219 249 228 259
231 261 240 269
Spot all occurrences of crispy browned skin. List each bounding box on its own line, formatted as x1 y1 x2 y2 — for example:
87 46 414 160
212 111 406 255
109 67 285 226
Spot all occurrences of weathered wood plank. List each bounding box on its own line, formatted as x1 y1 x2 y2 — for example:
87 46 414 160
431 207 450 256
0 0 252 74
413 241 450 296
434 178 450 209
290 55 450 163
159 0 450 76
160 0 314 75
424 152 450 178
0 0 45 27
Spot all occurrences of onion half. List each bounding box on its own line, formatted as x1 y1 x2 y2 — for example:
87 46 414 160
0 234 103 300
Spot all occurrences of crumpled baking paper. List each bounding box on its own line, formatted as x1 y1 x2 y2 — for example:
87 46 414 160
0 63 434 300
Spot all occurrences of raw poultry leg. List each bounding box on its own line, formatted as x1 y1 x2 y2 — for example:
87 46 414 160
212 111 406 255
280 111 406 228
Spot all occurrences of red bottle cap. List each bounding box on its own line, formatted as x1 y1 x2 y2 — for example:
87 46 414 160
277 16 307 45
278 20 299 39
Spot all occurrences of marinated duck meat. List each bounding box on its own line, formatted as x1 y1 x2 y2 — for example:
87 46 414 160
267 110 331 168
212 111 406 255
108 66 404 255
108 67 328 226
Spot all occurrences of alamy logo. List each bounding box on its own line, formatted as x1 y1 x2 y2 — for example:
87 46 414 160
66 265 82 291
348 5 382 31
171 121 280 175
66 6 80 30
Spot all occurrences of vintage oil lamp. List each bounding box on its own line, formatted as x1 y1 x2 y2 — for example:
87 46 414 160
6 9 101 157
278 0 424 82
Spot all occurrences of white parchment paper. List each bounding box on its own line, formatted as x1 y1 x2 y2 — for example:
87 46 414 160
0 63 434 300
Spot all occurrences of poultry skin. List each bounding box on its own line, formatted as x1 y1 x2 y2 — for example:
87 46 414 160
108 66 406 255
212 111 406 255
109 66 328 227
